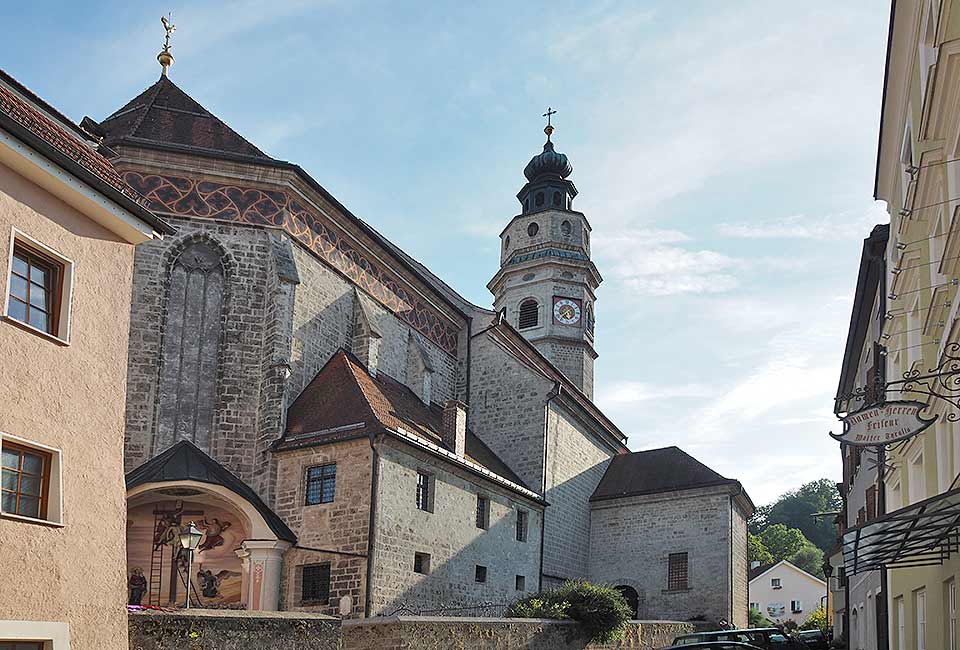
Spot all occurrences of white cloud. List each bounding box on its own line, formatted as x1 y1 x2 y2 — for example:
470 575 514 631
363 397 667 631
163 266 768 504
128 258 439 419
718 207 889 241
599 381 712 406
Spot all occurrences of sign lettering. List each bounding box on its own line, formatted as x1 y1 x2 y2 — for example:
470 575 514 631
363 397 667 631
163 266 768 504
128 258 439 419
831 400 936 446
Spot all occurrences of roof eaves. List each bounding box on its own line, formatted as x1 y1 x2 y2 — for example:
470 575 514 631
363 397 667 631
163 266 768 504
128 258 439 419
589 478 741 503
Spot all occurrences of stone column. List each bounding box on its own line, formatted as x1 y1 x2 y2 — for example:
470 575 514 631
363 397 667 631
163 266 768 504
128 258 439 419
238 539 291 611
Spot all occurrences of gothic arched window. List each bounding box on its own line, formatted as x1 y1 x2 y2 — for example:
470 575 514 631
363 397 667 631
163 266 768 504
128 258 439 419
518 299 539 330
156 240 226 453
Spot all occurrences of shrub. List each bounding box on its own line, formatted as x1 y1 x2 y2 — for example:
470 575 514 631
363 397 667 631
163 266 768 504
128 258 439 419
507 580 632 643
800 605 828 631
748 606 773 628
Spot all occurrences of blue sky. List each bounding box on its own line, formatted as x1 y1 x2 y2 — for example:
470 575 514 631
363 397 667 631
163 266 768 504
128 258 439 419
2 1 891 504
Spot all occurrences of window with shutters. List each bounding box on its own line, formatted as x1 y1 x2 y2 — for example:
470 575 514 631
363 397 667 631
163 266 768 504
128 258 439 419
667 552 688 591
518 299 539 329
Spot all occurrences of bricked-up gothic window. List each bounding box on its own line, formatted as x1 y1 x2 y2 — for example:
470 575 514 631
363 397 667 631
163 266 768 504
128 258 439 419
416 471 433 512
667 552 688 591
300 563 331 603
475 565 487 583
476 494 490 529
305 463 336 505
518 299 539 329
414 552 431 575
516 510 528 542
1 441 50 519
157 240 225 453
516 575 526 591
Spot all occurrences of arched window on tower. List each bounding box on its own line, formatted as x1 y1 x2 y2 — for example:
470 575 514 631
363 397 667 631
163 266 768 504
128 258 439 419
518 299 539 330
553 191 562 207
586 304 595 334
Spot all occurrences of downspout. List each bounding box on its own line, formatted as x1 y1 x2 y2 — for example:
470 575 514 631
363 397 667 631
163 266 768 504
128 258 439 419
539 383 562 593
730 493 735 624
364 432 381 617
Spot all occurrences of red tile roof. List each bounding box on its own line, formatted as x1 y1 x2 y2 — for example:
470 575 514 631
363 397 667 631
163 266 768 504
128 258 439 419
278 350 527 489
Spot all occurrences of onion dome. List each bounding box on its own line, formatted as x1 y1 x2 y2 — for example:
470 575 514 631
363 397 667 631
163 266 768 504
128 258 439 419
523 137 573 181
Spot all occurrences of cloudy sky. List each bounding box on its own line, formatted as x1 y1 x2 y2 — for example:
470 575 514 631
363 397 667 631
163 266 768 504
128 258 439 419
2 1 891 505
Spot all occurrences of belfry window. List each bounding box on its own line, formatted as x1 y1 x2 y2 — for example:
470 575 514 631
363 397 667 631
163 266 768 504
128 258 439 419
518 299 539 329
561 220 572 236
553 191 562 206
535 192 544 207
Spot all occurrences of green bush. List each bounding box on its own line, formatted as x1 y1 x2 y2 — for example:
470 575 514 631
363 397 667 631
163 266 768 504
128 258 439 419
748 606 773 628
507 580 632 643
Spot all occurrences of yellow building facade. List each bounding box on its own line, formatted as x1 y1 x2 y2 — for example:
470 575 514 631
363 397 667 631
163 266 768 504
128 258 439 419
873 1 960 649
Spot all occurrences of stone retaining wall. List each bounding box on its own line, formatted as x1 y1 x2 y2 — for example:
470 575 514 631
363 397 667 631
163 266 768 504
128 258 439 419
342 616 695 650
128 609 341 650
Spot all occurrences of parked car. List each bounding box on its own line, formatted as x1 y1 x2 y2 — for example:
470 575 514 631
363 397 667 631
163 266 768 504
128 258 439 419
660 641 763 650
796 630 829 650
672 628 803 650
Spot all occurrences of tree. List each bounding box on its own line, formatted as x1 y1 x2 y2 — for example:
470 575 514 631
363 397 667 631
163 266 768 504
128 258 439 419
762 479 841 552
788 543 825 578
759 524 808 561
748 534 774 566
800 605 828 631
748 605 773 628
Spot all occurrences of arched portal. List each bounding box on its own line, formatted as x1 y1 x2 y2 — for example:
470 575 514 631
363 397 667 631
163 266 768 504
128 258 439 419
616 585 640 619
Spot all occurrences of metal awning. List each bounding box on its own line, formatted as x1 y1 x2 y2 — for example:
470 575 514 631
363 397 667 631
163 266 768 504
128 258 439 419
842 487 960 574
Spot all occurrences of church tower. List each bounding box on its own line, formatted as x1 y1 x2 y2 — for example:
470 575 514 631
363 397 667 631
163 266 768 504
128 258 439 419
488 113 601 398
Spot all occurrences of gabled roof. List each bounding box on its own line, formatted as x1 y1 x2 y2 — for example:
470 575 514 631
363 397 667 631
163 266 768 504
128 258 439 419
126 439 296 542
94 75 272 163
748 559 826 586
0 69 174 236
276 350 528 490
590 446 741 502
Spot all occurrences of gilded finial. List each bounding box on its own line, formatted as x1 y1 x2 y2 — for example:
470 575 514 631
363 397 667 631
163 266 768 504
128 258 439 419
542 107 557 141
158 13 176 76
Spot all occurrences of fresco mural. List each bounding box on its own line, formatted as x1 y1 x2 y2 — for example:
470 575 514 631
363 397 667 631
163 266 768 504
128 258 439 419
126 498 246 607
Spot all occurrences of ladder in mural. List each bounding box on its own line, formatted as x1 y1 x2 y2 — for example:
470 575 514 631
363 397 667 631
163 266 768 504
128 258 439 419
148 511 165 605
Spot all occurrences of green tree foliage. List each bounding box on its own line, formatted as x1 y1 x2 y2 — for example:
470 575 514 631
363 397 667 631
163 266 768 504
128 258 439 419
748 533 774 566
507 580 632 643
748 606 773 628
751 479 840 552
800 605 829 630
788 543 825 579
759 524 808 560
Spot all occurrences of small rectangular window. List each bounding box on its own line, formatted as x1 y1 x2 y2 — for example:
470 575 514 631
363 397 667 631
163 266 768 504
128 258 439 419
1 441 50 520
515 575 526 591
414 552 431 575
771 577 782 589
305 463 336 505
475 565 487 583
6 237 70 340
416 471 433 512
0 644 44 650
667 552 688 591
476 494 489 529
516 509 528 542
791 600 803 613
300 563 331 603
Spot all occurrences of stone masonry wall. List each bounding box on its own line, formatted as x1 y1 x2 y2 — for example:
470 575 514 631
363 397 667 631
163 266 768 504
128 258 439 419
588 486 736 624
542 402 613 584
342 617 694 650
273 437 373 616
467 332 554 490
369 439 543 616
128 609 341 650
730 500 749 628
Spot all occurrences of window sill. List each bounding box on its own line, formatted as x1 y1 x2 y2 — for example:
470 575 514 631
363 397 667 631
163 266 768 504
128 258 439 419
2 315 69 346
298 599 331 607
661 588 691 594
0 510 64 528
304 501 335 507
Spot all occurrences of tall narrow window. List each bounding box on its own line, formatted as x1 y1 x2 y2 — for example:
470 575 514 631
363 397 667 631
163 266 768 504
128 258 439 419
516 510 528 542
917 589 926 650
7 240 65 336
949 580 957 650
156 241 225 453
668 552 688 591
416 471 433 512
896 596 905 650
1 441 49 519
476 494 489 530
866 485 877 521
300 563 331 603
475 565 487 583
516 575 526 591
518 299 538 329
305 463 336 505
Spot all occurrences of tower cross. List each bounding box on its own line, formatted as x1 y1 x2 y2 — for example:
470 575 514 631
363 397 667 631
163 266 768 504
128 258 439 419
542 107 557 127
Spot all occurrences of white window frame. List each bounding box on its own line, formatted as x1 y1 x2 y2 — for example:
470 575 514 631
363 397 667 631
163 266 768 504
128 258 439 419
896 595 906 650
4 227 74 345
771 577 781 589
917 589 927 650
949 579 957 650
0 620 70 649
791 599 802 613
909 446 926 505
890 477 903 512
901 119 915 202
919 0 939 100
0 432 63 527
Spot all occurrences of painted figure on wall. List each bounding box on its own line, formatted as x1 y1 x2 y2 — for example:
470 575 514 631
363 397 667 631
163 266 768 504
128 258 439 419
128 567 147 605
198 517 231 552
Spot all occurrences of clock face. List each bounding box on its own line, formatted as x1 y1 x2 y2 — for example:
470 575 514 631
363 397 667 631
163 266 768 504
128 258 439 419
553 298 582 325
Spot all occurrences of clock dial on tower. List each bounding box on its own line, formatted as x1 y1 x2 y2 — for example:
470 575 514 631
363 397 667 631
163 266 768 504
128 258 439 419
553 297 582 325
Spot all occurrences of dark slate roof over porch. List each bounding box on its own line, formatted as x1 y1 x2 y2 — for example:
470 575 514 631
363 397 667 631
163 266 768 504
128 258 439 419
126 440 296 542
590 446 740 502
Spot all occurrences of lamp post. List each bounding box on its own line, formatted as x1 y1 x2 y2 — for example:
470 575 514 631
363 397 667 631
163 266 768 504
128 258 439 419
822 560 834 634
179 521 203 609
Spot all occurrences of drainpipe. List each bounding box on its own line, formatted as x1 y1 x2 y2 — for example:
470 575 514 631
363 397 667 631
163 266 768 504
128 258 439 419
364 432 381 617
539 383 561 593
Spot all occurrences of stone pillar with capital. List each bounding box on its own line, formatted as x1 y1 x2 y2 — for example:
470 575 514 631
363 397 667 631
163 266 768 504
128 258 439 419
237 539 291 611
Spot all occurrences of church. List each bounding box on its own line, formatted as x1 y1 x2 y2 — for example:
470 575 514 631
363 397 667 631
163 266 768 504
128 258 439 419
87 37 754 625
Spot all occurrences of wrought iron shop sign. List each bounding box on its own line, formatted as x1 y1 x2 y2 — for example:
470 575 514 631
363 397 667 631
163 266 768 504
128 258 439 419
831 400 936 446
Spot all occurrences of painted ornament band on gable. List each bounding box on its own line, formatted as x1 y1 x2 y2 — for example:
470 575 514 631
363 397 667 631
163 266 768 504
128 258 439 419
123 171 460 356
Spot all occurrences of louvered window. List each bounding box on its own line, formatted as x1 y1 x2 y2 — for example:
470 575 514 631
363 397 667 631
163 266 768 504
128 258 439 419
518 300 539 329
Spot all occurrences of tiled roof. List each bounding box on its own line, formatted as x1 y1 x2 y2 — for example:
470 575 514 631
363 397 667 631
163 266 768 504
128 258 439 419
591 446 739 501
749 562 775 581
0 70 159 212
278 350 527 489
96 75 272 161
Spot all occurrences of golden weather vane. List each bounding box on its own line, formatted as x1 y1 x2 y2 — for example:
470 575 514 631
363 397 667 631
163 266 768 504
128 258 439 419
158 13 176 76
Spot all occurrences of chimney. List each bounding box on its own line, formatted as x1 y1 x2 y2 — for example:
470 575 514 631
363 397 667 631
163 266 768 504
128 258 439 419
441 400 467 457
750 560 761 570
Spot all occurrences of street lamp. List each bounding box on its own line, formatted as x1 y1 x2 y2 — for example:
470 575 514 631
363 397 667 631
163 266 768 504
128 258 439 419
179 521 203 609
822 560 835 635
